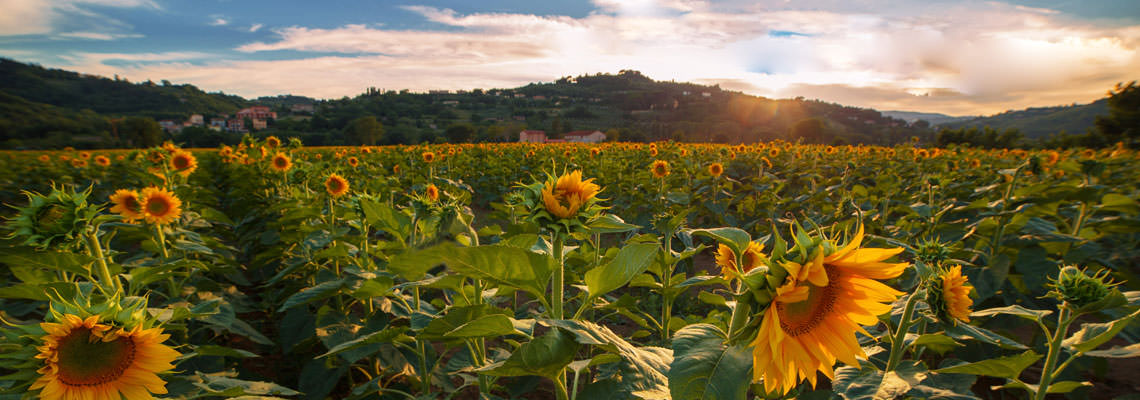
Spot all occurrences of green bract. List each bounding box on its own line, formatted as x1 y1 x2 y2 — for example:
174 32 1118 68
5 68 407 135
6 185 102 250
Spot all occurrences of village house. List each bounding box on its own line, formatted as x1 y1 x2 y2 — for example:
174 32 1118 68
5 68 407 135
519 130 547 143
563 130 607 143
236 106 277 121
189 114 205 126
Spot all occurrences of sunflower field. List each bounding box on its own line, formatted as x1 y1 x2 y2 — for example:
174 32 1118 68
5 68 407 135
1 138 1139 400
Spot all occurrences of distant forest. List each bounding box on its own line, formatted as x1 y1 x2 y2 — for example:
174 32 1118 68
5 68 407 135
1 58 1133 149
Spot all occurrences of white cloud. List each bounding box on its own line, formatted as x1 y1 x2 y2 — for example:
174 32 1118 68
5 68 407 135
56 31 143 40
249 23 263 32
45 1 1140 114
0 0 157 36
210 16 229 26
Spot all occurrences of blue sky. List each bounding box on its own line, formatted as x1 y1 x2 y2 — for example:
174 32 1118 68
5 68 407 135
1 0 1138 115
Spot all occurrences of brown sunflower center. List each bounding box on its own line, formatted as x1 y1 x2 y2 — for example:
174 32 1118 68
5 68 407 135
55 329 136 386
274 157 288 168
173 156 191 169
147 198 170 215
328 179 344 192
123 196 141 212
776 267 839 337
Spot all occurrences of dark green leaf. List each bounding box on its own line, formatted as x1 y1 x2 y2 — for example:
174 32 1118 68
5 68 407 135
668 324 752 400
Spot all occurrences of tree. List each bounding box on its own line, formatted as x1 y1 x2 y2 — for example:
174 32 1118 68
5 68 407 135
1094 81 1140 145
119 117 162 148
344 116 384 145
791 117 827 143
444 123 476 143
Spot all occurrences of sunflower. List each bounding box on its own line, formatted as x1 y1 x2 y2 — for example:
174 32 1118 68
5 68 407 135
169 151 197 177
79 151 92 160
265 136 281 148
708 162 724 177
94 155 111 167
325 174 350 197
760 156 773 169
347 156 359 167
71 159 88 168
422 152 436 163
108 189 144 222
715 241 765 280
936 265 973 323
769 148 780 157
39 154 51 163
31 314 180 400
650 160 670 178
426 184 440 202
139 187 182 225
541 170 601 219
751 225 907 394
393 164 401 174
271 153 292 172
590 148 601 157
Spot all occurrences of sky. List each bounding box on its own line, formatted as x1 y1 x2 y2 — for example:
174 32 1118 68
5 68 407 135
0 0 1138 116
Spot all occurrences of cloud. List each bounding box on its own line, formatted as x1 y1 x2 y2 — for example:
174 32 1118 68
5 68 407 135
56 31 143 40
44 1 1140 114
210 15 229 26
249 23 263 32
0 0 157 36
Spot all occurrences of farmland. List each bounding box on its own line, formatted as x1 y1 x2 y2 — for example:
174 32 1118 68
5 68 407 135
1 139 1139 399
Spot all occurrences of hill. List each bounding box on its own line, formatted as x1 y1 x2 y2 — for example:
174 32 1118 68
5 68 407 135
1 60 933 148
939 100 1108 138
0 58 248 120
881 111 974 125
289 70 931 146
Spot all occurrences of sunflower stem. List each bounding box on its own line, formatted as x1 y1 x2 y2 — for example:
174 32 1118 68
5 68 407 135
551 232 565 320
1035 306 1073 400
154 224 170 259
84 230 119 294
886 291 921 371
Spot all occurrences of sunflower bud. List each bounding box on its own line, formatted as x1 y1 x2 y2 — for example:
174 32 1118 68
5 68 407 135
915 239 953 267
1048 266 1117 308
7 185 101 249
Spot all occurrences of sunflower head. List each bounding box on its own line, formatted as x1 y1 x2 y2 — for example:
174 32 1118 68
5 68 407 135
426 184 440 202
650 160 670 178
265 135 281 148
348 156 359 167
170 150 197 177
715 241 767 281
708 163 724 177
750 223 908 394
514 170 605 234
325 174 350 197
108 189 144 223
7 185 101 249
422 152 436 163
925 265 973 325
139 187 182 225
540 170 601 219
94 155 111 167
271 152 292 172
15 297 181 400
915 239 954 267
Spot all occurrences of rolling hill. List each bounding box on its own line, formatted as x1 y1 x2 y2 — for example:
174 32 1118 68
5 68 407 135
939 100 1108 138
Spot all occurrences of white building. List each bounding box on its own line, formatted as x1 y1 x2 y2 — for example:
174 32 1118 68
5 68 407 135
563 130 607 143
